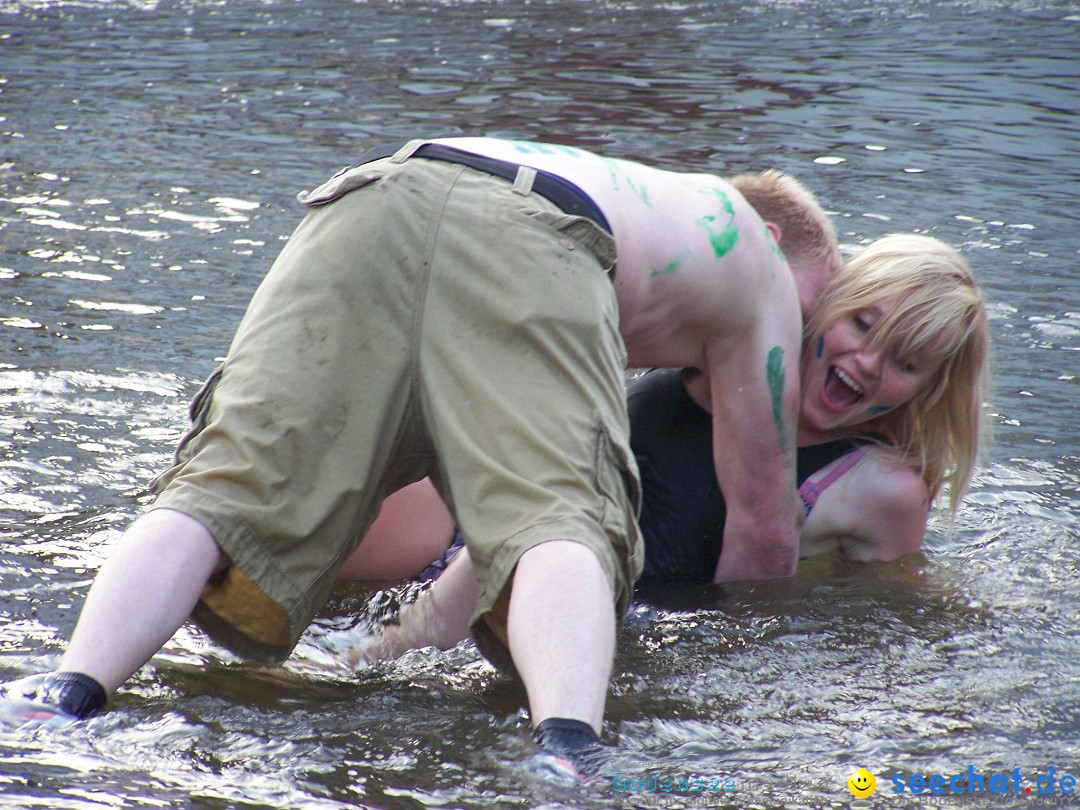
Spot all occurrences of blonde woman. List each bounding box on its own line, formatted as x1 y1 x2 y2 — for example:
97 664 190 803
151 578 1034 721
638 232 989 581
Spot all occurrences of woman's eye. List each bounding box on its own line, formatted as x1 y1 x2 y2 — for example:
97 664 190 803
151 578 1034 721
893 355 917 373
853 314 872 332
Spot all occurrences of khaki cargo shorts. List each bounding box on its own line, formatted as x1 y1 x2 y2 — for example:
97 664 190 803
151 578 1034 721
151 152 644 666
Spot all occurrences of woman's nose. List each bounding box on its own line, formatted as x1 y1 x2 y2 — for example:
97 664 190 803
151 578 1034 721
854 344 884 376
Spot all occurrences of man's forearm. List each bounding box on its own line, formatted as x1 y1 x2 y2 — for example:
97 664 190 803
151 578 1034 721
713 509 800 582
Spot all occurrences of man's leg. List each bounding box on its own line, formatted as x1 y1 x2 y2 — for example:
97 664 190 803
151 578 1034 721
408 158 635 775
508 540 615 734
60 508 227 694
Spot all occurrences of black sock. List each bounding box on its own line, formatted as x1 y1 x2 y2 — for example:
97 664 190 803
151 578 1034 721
533 717 606 775
45 672 107 719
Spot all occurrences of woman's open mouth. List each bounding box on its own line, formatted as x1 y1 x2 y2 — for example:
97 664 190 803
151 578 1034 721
823 366 863 409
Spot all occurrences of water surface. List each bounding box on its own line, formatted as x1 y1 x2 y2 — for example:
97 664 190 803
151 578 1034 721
2 0 1078 807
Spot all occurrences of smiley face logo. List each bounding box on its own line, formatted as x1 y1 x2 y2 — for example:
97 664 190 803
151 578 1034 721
847 768 877 798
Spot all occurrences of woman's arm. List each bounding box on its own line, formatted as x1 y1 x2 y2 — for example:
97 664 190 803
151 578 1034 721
799 453 930 562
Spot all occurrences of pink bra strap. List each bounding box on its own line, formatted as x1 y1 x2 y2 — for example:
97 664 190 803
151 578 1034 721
799 446 868 511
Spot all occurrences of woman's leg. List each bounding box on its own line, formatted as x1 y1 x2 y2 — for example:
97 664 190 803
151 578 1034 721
336 478 456 582
345 547 479 667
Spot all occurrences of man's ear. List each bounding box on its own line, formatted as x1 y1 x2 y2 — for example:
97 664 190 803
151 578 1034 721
765 221 782 244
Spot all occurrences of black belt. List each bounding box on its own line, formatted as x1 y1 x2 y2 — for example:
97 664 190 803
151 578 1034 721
354 141 612 234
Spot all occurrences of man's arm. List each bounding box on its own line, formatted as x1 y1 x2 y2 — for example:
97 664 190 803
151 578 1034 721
706 283 804 582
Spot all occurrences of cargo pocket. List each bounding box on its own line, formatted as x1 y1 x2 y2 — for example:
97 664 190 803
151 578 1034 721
150 365 223 496
594 415 641 519
593 415 644 599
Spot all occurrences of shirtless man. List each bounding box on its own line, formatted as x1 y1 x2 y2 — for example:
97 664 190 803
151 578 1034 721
4 138 839 775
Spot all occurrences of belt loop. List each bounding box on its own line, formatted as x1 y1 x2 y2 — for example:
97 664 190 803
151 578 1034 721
390 139 428 163
512 165 537 196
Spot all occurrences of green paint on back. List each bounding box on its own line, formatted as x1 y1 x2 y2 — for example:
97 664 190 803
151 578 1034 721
695 187 740 258
510 141 584 157
651 248 692 277
625 174 653 208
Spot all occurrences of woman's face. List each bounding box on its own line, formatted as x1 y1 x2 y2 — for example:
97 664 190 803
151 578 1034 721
799 300 937 439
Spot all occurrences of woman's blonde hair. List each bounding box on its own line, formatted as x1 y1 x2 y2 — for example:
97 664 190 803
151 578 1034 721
804 234 991 517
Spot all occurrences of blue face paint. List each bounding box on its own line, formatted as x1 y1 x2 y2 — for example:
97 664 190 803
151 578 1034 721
867 405 893 416
816 336 825 358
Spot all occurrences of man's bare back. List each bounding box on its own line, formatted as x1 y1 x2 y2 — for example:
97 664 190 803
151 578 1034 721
432 136 797 373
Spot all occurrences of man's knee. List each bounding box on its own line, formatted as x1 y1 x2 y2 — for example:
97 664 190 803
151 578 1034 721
132 508 229 575
516 540 611 591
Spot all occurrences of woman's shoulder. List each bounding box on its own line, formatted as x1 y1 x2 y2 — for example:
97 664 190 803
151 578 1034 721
801 451 929 562
853 450 930 514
